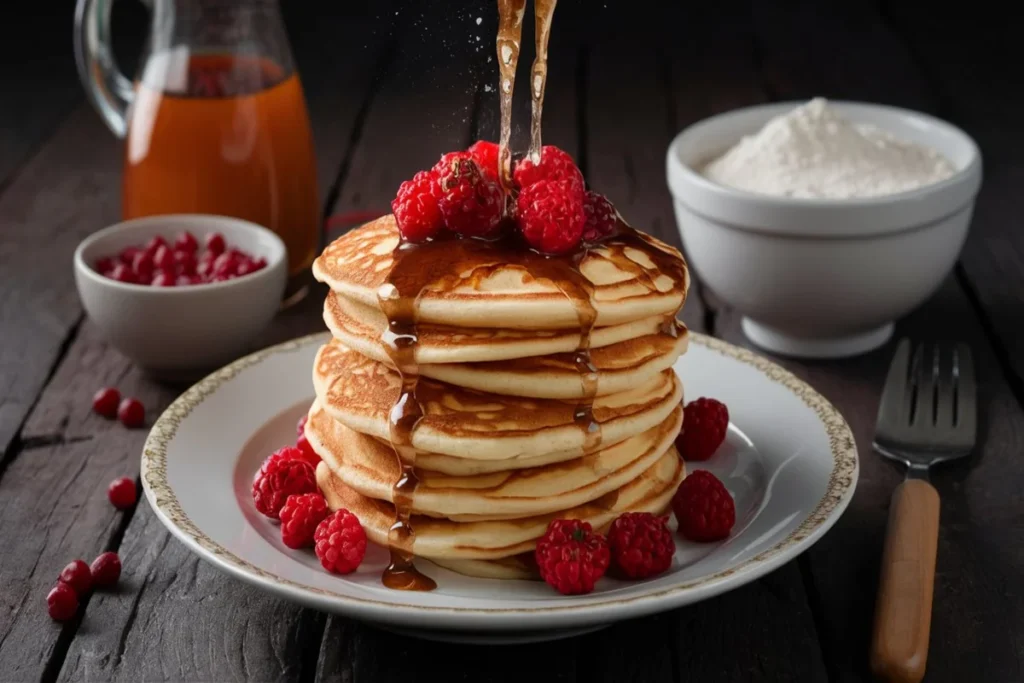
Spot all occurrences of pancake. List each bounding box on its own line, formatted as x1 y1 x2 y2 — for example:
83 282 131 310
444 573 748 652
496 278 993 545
315 448 685 561
324 291 675 365
312 215 690 330
306 401 683 519
432 554 540 580
312 340 684 460
325 293 689 399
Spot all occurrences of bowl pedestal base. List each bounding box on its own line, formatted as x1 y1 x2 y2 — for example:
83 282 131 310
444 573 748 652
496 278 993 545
741 318 894 359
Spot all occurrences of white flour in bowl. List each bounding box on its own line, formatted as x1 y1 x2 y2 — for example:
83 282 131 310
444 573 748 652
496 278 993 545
700 97 956 199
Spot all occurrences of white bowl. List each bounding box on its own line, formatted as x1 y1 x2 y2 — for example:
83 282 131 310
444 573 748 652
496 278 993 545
74 214 288 379
666 100 982 358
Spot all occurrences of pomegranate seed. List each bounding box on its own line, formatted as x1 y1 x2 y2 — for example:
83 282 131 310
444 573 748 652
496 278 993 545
252 257 267 271
205 232 226 256
108 477 137 509
212 252 236 276
92 387 120 418
95 257 114 274
46 583 78 621
151 271 175 287
118 246 141 265
174 231 199 253
176 274 202 286
152 245 174 270
90 552 122 587
131 251 154 282
146 235 167 254
235 260 257 277
117 397 145 428
174 250 197 275
109 264 137 284
58 559 92 595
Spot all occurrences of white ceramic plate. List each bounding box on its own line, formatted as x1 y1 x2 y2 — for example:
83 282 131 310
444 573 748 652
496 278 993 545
141 332 857 643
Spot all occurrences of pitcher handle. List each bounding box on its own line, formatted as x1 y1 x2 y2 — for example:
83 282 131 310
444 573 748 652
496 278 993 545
74 0 137 138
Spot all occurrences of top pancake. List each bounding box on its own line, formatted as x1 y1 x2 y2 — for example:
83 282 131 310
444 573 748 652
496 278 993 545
312 215 690 329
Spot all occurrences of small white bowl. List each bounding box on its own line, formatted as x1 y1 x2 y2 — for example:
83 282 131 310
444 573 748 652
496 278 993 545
74 214 288 379
666 100 982 358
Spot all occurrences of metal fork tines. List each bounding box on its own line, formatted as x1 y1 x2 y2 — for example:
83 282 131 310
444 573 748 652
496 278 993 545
873 339 977 476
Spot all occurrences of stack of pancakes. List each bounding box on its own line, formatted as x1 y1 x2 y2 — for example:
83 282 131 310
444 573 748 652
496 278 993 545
305 215 691 580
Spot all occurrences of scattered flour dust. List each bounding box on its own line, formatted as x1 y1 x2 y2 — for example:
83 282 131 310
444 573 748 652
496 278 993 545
700 97 957 199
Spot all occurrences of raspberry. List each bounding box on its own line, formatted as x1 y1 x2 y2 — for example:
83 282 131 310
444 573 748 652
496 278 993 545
534 519 610 595
117 397 145 428
676 397 729 461
513 145 584 190
280 493 330 549
467 140 500 182
295 433 320 466
92 387 120 419
607 512 675 579
108 476 137 509
90 552 122 587
392 170 444 242
672 470 735 542
273 443 319 470
432 152 503 237
314 509 367 574
252 455 317 519
516 179 585 254
46 583 78 621
583 191 619 242
58 559 93 595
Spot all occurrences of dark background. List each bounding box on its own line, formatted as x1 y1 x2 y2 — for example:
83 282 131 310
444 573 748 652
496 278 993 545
2 2 1022 682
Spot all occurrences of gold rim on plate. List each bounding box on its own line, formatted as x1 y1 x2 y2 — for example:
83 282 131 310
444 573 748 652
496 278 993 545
141 331 858 614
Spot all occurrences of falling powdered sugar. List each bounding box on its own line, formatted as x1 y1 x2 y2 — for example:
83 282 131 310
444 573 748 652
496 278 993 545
700 98 957 199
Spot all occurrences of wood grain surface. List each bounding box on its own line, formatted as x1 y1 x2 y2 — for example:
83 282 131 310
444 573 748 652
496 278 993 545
0 2 1020 682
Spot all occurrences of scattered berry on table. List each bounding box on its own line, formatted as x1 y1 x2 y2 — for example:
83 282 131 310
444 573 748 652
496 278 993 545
280 493 330 549
252 456 318 519
91 387 120 419
516 178 586 254
46 583 78 622
433 152 504 237
58 559 93 596
467 140 500 182
582 191 619 242
676 397 729 461
117 397 145 428
672 470 735 542
108 476 137 509
392 170 444 242
513 144 584 190
534 518 610 595
607 512 675 579
90 552 122 587
314 509 367 574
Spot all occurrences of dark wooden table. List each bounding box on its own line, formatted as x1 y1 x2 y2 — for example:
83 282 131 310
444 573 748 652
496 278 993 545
2 2 1021 681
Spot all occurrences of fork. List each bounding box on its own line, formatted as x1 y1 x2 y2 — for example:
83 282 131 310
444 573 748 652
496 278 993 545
869 339 977 683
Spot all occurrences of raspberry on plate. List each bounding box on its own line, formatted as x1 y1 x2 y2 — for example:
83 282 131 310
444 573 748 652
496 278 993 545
607 512 675 579
295 433 321 466
513 144 584 190
280 493 330 549
252 455 318 519
314 509 367 574
392 171 443 242
516 178 586 254
534 518 610 595
272 443 319 470
432 152 504 237
467 140 500 182
672 470 736 542
583 191 619 242
296 413 308 438
676 397 729 461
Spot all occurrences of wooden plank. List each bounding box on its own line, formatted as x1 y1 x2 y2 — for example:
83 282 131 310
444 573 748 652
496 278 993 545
739 5 1024 681
882 2 1024 395
0 7 389 680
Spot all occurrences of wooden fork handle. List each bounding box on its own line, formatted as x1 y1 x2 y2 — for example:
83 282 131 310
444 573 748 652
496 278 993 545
870 479 940 683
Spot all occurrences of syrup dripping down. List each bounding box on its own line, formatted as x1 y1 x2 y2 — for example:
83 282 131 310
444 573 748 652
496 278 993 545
528 0 556 163
496 0 527 191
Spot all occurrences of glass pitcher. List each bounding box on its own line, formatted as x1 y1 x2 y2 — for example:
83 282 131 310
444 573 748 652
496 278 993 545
74 0 319 302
